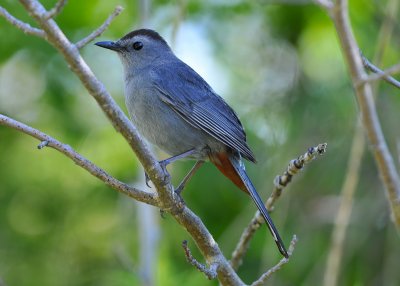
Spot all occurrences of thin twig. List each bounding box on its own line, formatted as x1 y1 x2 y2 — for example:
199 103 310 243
75 5 123 49
43 0 67 19
230 143 327 271
0 6 45 38
361 55 400 89
182 240 218 280
270 143 328 206
0 114 158 206
251 235 298 286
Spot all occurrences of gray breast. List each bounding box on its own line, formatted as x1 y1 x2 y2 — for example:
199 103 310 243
124 79 224 160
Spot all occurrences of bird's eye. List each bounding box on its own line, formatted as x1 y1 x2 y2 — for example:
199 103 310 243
132 41 143 50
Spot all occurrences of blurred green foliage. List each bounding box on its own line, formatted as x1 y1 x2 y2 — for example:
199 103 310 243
1 0 399 285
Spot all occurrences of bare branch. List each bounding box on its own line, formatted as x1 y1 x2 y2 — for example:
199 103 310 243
251 235 298 286
43 0 67 19
182 240 218 280
75 5 123 49
0 6 45 38
324 2 398 285
0 114 158 206
328 0 400 228
361 55 400 89
230 143 327 271
270 143 327 206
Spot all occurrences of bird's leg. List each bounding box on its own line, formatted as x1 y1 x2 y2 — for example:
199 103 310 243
145 148 197 187
159 148 197 167
175 160 204 195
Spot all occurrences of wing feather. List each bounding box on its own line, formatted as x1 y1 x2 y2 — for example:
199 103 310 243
151 61 256 162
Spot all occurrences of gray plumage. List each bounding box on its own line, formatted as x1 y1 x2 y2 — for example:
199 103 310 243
95 29 288 258
108 29 254 162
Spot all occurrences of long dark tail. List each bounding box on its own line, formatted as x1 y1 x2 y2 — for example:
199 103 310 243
211 152 288 258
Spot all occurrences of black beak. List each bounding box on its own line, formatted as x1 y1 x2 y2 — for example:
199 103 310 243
95 41 122 52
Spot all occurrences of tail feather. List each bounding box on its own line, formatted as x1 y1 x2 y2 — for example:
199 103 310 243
211 152 288 258
211 153 248 194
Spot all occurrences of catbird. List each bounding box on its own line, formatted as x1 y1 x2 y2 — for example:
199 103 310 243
95 29 288 258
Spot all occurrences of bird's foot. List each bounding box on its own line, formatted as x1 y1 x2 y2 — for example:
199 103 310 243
159 159 171 183
144 172 152 188
174 183 185 196
144 160 171 188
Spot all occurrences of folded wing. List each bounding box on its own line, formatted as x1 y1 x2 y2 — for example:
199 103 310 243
151 61 256 163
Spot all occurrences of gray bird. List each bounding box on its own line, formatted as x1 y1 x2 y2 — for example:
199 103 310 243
95 29 288 258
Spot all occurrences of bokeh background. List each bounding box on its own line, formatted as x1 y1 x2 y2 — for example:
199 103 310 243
1 0 399 285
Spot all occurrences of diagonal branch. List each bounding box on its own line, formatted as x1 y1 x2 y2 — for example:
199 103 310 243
17 0 170 204
327 0 400 228
0 6 45 38
323 0 399 286
0 114 158 206
230 143 327 271
269 143 327 207
75 5 123 49
323 1 399 285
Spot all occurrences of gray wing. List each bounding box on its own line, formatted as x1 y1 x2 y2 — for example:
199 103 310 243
151 60 256 163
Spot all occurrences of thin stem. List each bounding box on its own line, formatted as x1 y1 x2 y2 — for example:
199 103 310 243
361 57 400 89
182 240 218 280
0 6 45 38
0 114 158 205
43 0 67 19
75 6 123 49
